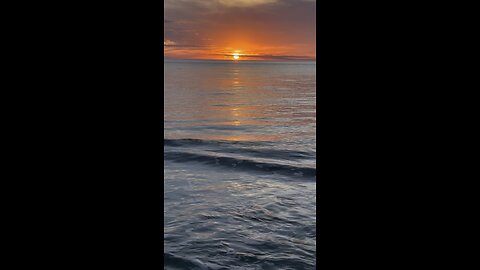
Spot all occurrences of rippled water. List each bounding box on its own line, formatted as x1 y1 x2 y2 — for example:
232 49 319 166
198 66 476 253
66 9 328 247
164 60 316 269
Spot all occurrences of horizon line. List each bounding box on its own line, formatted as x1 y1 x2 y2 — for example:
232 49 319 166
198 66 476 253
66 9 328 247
164 57 316 62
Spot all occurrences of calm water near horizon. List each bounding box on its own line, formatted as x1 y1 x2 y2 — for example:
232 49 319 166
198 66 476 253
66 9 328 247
164 60 316 269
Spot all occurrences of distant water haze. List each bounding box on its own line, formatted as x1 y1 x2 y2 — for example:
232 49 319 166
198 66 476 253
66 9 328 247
164 60 316 147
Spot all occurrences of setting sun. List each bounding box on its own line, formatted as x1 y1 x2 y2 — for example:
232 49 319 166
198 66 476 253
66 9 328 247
233 54 240 60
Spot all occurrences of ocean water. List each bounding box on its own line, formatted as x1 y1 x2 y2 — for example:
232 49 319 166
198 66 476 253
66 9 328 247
164 60 316 269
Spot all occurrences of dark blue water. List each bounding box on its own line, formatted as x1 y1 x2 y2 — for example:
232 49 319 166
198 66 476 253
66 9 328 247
164 60 316 269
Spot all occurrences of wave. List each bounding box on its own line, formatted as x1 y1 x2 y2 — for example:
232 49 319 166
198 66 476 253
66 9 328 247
164 139 315 161
164 138 267 147
164 253 217 270
164 151 316 179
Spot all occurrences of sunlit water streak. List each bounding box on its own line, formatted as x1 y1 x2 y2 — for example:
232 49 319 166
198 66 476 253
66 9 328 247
164 60 316 270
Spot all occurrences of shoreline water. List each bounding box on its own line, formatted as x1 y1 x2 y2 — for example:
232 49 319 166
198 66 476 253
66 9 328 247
164 60 316 269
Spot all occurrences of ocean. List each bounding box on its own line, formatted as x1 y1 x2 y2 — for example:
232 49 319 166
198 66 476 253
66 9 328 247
164 60 316 269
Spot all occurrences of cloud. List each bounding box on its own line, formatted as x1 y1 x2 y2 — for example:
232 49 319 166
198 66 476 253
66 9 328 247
218 53 315 61
165 0 279 9
217 0 278 7
165 0 315 11
164 40 176 46
164 40 210 49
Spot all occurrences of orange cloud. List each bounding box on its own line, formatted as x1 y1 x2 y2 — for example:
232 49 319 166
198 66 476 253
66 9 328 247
164 40 176 46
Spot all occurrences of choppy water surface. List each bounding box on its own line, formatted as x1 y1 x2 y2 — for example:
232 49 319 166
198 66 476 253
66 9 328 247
164 60 316 269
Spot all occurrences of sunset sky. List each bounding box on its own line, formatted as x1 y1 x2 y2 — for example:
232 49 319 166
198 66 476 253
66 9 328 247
164 0 316 61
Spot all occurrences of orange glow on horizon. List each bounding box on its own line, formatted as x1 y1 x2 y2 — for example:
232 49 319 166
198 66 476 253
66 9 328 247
164 44 316 61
